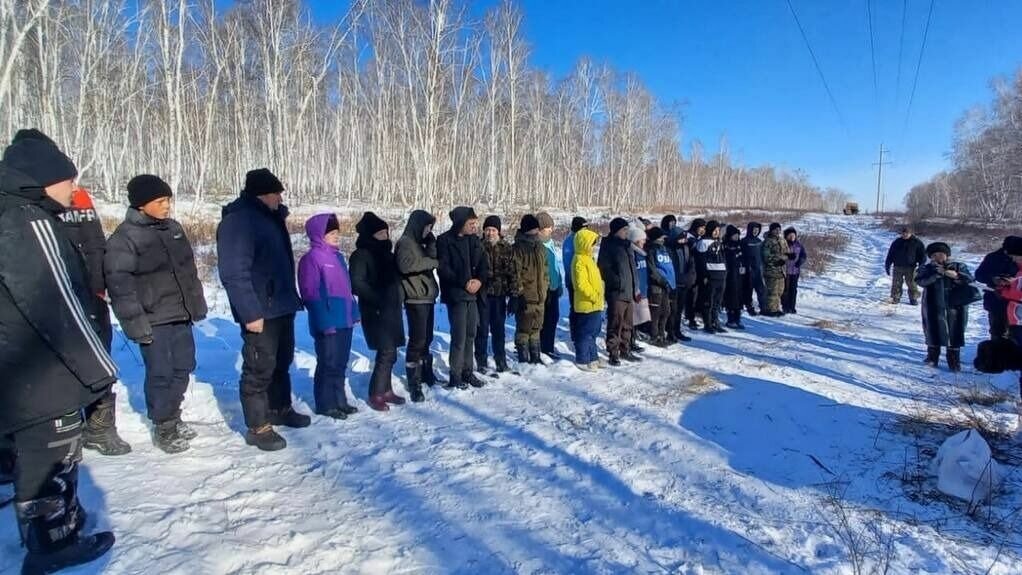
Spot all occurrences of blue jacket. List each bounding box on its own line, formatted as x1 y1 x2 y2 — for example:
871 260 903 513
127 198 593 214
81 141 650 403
562 232 575 287
633 247 649 297
545 239 563 292
649 243 677 291
216 194 302 324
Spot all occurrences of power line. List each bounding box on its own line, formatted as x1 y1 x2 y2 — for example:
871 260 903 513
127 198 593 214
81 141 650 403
894 0 907 107
902 0 936 138
865 0 878 104
785 0 848 134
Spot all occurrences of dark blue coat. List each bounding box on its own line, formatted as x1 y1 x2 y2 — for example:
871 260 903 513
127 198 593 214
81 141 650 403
216 194 302 324
975 248 1019 312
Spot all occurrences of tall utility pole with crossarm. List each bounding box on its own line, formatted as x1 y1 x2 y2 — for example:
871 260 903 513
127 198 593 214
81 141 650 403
873 144 891 214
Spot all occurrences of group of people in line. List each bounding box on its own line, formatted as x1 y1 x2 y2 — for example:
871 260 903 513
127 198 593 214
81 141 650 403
0 128 816 572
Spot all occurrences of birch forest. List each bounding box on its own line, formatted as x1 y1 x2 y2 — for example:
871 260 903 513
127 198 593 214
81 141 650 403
0 0 828 211
906 68 1022 222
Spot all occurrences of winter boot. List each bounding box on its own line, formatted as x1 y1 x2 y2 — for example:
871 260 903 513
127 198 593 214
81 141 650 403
703 313 715 333
688 319 700 330
316 408 348 420
475 355 489 374
516 343 530 364
17 496 114 575
630 342 645 354
909 298 918 306
82 393 132 456
381 390 406 405
746 305 759 316
947 348 962 372
268 407 312 428
529 342 543 365
445 370 469 390
924 346 941 367
495 356 509 373
622 350 643 362
337 404 359 416
367 395 390 411
245 424 286 451
174 419 198 441
152 421 189 454
674 330 692 342
608 354 621 367
463 371 486 388
406 362 425 403
422 356 445 387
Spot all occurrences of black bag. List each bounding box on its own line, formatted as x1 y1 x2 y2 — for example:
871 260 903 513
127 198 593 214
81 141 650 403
949 282 983 307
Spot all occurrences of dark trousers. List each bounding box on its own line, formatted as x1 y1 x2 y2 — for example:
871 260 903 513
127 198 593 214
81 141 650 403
988 304 1010 340
703 279 725 326
11 411 86 551
370 346 397 397
782 274 800 313
541 290 560 353
685 282 701 322
649 290 672 340
475 294 508 366
86 298 115 426
447 300 479 376
313 329 353 412
567 283 579 344
606 299 634 358
668 286 688 336
239 314 295 429
574 311 602 364
140 322 196 424
405 303 435 364
742 269 766 311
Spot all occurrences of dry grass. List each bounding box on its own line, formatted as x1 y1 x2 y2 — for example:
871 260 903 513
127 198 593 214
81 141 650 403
643 372 725 406
801 230 851 276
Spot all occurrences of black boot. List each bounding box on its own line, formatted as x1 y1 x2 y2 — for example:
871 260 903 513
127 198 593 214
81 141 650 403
245 424 286 451
529 342 543 365
17 495 114 575
152 421 189 454
422 355 445 386
82 393 132 456
445 370 469 390
495 356 509 373
268 407 312 428
475 355 488 374
703 312 715 333
463 370 486 388
947 348 962 372
406 362 425 403
516 343 530 364
924 346 940 367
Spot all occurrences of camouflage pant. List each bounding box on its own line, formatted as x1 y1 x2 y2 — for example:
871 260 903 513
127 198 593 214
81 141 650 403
764 275 785 313
515 303 544 347
890 266 919 303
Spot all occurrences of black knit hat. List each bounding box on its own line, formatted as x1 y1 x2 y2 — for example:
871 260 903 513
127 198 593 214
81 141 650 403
325 214 340 235
127 174 173 208
688 218 707 235
1003 236 1022 256
646 227 666 243
609 217 629 236
571 216 588 233
926 242 951 257
769 222 783 233
242 168 284 196
3 129 77 188
483 215 502 231
356 211 388 236
783 227 797 237
705 220 720 237
660 214 677 230
520 214 540 234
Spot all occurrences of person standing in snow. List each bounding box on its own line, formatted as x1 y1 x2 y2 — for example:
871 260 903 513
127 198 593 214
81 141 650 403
0 129 115 572
761 222 787 317
476 215 514 373
350 212 408 410
563 216 588 347
684 218 707 329
599 218 642 366
885 226 926 305
395 209 443 397
629 226 651 350
511 214 549 365
217 168 310 452
696 220 728 333
740 222 765 315
105 175 207 454
723 224 746 329
437 206 488 388
975 236 1022 340
60 184 133 456
645 226 676 347
781 227 807 314
991 243 1022 436
915 242 974 372
662 215 693 343
571 228 604 371
298 213 362 414
537 212 563 361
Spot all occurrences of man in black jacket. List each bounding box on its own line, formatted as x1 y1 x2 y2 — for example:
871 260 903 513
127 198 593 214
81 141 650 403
975 236 1022 339
437 206 488 388
0 130 115 573
395 209 441 401
740 222 765 315
217 168 310 452
106 175 208 453
598 218 642 365
885 227 926 305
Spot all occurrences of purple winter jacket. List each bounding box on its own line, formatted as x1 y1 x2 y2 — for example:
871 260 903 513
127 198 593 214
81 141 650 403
785 240 807 276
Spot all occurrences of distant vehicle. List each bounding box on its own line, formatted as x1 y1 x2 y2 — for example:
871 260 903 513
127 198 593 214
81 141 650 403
842 202 859 215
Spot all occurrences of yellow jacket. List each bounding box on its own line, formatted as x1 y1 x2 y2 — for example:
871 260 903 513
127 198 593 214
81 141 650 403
572 229 604 313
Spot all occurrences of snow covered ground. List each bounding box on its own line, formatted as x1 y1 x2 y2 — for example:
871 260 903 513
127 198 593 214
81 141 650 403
2 214 1021 574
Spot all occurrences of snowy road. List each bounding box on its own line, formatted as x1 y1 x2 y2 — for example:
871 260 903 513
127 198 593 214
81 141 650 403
2 215 1020 574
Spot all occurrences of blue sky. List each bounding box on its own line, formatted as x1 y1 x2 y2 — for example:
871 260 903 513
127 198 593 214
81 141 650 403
304 1 1022 209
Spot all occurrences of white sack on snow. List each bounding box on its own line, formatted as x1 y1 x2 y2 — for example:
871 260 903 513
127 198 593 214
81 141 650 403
931 429 1004 504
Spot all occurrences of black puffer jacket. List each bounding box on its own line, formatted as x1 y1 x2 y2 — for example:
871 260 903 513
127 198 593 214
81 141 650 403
105 209 207 342
740 222 764 278
0 165 114 435
437 208 488 304
723 225 745 310
885 235 926 270
395 210 439 304
58 187 107 296
597 235 637 302
975 242 1021 312
350 235 406 350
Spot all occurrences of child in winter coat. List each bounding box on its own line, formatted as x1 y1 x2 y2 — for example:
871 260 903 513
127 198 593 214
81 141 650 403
645 227 677 346
915 242 974 372
630 225 651 350
723 224 746 329
696 220 728 333
572 228 604 371
298 213 361 419
782 227 807 314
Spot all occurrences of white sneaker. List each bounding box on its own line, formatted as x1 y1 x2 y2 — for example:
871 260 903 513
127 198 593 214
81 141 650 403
576 362 596 372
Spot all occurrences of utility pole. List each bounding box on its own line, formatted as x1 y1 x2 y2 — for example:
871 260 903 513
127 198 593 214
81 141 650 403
873 143 890 214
